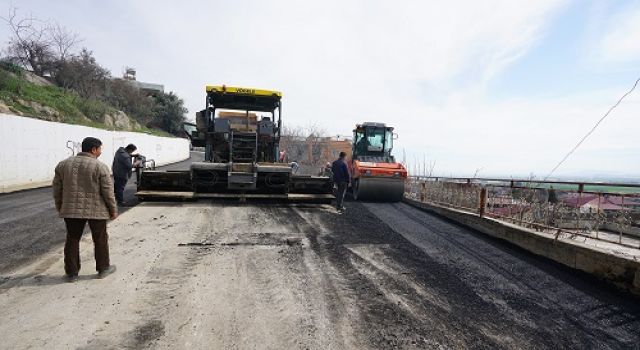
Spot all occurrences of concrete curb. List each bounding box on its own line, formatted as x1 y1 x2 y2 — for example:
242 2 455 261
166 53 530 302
1 180 52 194
403 197 640 296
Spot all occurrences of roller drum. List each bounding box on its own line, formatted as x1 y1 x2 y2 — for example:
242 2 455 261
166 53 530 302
354 177 404 202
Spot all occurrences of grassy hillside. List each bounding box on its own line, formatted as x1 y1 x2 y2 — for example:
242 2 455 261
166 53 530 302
0 64 170 136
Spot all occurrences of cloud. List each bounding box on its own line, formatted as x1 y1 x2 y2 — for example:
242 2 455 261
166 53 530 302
117 1 566 115
398 84 640 177
5 0 638 177
599 7 640 62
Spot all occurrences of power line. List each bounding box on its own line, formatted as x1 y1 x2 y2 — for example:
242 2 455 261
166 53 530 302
543 77 640 181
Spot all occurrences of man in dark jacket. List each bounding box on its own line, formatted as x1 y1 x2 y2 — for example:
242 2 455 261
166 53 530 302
331 151 351 213
112 143 139 205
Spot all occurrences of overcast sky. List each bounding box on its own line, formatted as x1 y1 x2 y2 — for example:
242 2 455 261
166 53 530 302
2 1 639 178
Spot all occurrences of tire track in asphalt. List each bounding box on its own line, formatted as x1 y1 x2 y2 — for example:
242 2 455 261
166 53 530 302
291 203 506 349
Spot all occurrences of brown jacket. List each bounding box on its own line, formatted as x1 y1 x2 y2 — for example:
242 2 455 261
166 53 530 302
53 153 118 219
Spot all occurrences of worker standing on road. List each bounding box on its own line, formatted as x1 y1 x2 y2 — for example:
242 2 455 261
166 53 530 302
53 137 118 282
112 143 140 205
332 151 351 213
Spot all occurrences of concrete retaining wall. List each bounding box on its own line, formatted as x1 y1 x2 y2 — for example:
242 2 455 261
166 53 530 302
404 197 640 296
0 114 190 193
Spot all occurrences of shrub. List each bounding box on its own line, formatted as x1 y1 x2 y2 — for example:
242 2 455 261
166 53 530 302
0 60 23 75
104 79 154 124
76 97 110 120
0 68 21 94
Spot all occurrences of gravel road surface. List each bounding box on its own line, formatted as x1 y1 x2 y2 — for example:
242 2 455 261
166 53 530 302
0 197 638 349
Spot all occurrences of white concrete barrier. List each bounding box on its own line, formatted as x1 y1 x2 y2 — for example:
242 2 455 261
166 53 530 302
0 114 190 193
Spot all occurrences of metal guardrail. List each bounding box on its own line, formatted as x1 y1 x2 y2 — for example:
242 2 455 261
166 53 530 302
405 176 640 249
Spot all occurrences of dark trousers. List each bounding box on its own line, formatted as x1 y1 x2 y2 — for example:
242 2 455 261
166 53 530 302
63 218 110 275
336 182 348 210
113 176 127 204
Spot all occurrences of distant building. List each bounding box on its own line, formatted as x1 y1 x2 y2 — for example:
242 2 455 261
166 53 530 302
561 193 638 213
122 67 164 94
324 136 352 160
281 135 352 166
129 81 164 94
562 194 599 209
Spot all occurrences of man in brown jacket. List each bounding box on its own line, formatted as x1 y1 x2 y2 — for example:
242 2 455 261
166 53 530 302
53 137 118 282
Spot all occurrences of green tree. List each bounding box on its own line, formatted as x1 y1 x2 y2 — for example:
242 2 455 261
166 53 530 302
54 48 109 99
151 92 187 135
105 78 154 124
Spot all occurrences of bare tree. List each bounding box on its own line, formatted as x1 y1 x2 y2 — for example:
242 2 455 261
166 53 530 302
472 167 483 179
1 7 55 75
405 153 435 177
306 124 329 165
48 22 81 61
279 124 331 165
427 160 436 177
1 7 81 75
279 125 305 163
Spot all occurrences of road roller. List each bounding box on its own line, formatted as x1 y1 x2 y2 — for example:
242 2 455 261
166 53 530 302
350 122 408 202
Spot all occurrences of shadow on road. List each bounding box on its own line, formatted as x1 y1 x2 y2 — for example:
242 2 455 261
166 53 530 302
0 273 101 290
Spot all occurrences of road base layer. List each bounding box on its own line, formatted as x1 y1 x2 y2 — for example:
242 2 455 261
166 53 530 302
1 201 639 349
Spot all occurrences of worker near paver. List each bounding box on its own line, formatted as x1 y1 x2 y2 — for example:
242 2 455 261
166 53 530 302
289 161 299 174
112 143 140 205
321 162 332 177
53 137 118 282
332 151 351 213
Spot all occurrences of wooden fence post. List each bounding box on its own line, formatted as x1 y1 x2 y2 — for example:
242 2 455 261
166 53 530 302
479 188 487 217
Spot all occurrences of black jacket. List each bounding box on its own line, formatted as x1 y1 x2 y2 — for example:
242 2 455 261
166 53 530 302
331 158 351 183
112 147 133 179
